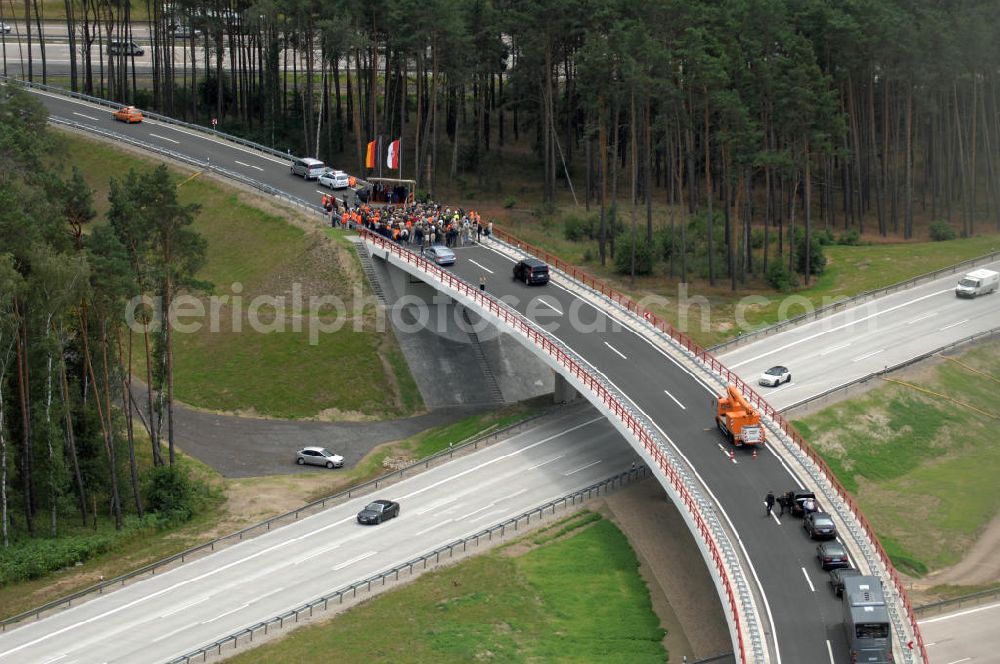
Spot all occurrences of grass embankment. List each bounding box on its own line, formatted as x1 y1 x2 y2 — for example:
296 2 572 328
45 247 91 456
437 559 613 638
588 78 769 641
793 340 1000 581
0 406 540 619
229 512 666 664
61 132 422 419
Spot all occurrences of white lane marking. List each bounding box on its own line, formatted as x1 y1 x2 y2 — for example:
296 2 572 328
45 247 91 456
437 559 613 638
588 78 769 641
468 259 494 274
763 382 794 396
469 509 508 526
148 133 180 144
458 489 528 521
853 349 884 362
159 595 208 617
564 460 601 476
528 454 565 470
943 658 972 664
293 542 342 565
802 567 815 592
201 602 251 624
252 587 285 604
72 111 98 121
604 341 627 359
152 622 195 643
920 600 1000 624
769 511 781 525
728 288 953 368
907 311 936 325
663 389 686 410
234 160 263 171
940 318 968 331
416 495 460 515
396 417 604 502
40 655 67 664
820 342 850 356
415 519 454 536
536 298 563 315
333 551 377 571
825 640 835 664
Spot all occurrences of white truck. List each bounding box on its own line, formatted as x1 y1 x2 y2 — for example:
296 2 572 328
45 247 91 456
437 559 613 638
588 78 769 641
955 268 999 298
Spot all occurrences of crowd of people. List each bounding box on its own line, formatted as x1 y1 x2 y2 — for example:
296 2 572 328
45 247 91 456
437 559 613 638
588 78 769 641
322 193 494 248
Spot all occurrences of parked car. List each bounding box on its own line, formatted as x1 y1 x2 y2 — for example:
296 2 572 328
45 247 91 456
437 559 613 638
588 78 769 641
513 258 550 285
423 244 456 266
295 446 344 469
759 365 791 387
290 157 326 180
803 511 838 540
112 106 144 124
108 40 144 56
357 499 400 525
829 567 862 597
1 22 11 34
783 489 819 518
816 541 851 570
318 169 350 189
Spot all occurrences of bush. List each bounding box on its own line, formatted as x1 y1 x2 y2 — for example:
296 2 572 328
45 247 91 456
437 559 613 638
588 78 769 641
143 465 198 523
816 229 836 246
613 232 655 276
838 229 862 246
415 189 431 203
750 228 766 249
766 260 797 292
929 221 956 241
563 213 597 241
502 195 517 209
796 232 827 276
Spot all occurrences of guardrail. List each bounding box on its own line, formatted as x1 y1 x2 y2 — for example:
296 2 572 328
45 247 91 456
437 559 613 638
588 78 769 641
166 465 650 664
915 586 1000 618
708 250 1000 354
361 229 762 663
782 326 1000 414
0 407 556 631
486 228 928 663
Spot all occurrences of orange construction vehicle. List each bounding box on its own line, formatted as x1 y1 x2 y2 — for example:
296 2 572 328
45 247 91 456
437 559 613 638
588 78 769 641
715 385 765 446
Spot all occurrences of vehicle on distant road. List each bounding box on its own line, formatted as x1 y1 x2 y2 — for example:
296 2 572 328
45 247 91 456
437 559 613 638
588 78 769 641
1 22 11 34
759 365 791 387
803 511 838 540
423 245 456 266
829 567 862 597
817 541 851 570
318 169 350 189
357 499 400 525
112 106 144 123
512 258 550 285
290 157 326 180
296 447 344 469
108 40 144 56
955 268 999 298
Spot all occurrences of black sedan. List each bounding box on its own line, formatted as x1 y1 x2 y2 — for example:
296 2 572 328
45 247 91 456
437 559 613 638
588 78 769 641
803 511 838 540
817 542 851 570
357 499 400 525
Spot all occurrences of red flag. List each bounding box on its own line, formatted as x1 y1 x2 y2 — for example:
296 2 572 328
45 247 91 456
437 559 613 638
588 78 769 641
365 140 376 169
386 139 400 169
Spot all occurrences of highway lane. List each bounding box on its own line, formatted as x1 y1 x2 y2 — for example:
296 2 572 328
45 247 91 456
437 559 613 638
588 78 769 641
0 408 639 663
721 265 1000 410
920 601 1000 663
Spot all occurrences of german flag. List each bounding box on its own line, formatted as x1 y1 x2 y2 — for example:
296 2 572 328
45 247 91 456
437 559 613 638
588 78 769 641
365 140 376 169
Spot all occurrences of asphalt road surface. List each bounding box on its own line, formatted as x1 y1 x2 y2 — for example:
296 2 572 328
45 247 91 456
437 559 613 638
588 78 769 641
920 600 1000 663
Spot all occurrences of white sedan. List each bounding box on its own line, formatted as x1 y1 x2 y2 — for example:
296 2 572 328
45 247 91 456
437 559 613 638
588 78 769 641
759 365 791 387
318 169 350 189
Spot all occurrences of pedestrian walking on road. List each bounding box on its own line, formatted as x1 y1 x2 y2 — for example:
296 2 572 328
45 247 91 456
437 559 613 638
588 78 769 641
765 490 775 517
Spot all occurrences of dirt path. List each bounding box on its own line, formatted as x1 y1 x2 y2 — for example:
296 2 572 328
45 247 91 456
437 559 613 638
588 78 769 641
916 511 1000 591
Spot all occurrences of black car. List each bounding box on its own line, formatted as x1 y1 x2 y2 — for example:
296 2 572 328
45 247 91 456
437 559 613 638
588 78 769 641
357 499 400 525
513 258 550 285
783 489 819 518
803 511 838 540
817 541 851 570
829 567 863 597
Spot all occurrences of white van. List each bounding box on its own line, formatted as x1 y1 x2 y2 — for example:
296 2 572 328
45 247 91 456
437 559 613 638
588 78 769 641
290 157 326 180
955 268 999 298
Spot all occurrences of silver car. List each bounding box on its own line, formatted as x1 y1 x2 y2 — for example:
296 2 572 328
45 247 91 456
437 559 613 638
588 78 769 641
422 244 456 266
296 446 344 469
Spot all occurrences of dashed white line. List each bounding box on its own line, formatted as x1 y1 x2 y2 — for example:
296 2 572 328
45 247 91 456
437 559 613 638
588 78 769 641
536 298 563 315
604 341 627 359
201 602 250 624
468 259 494 274
159 596 208 618
333 550 377 571
825 640 835 664
528 454 565 470
415 519 454 536
907 312 936 325
39 655 67 664
234 160 263 171
852 348 884 362
152 622 195 643
940 318 968 331
663 389 686 410
564 460 601 476
148 133 180 144
293 542 342 565
819 342 850 356
801 567 815 592
943 658 971 664
72 111 98 121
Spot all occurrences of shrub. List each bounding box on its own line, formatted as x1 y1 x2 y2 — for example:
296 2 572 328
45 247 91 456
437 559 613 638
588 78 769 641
816 229 836 246
838 229 862 246
929 221 956 241
143 465 198 523
767 260 797 292
796 233 827 276
502 195 517 209
563 213 597 241
415 189 431 203
613 232 655 276
750 228 766 249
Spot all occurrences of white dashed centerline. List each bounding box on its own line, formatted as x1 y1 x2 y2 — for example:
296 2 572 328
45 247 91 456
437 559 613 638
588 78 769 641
801 567 815 592
907 312 937 325
234 160 264 171
940 318 968 331
148 133 180 144
819 342 850 357
564 460 601 476
333 551 377 571
468 259 494 274
72 111 98 121
536 298 563 315
663 389 686 410
528 454 565 470
852 348 884 362
604 342 627 359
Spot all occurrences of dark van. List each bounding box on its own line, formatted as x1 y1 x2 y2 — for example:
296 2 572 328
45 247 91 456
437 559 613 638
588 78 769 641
109 41 145 56
513 258 549 285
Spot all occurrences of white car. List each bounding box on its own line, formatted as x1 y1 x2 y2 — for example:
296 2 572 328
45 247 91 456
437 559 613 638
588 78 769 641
1 22 11 34
759 366 791 387
318 169 350 189
296 446 344 469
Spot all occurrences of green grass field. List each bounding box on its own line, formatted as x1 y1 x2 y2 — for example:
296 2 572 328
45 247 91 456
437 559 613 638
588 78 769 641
793 341 1000 576
228 513 666 664
60 132 421 419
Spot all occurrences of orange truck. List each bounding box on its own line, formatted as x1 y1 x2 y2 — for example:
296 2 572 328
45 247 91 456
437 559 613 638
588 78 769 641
715 385 765 446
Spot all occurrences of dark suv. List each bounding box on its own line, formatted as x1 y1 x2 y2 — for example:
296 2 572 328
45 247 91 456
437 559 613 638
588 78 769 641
513 258 549 285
